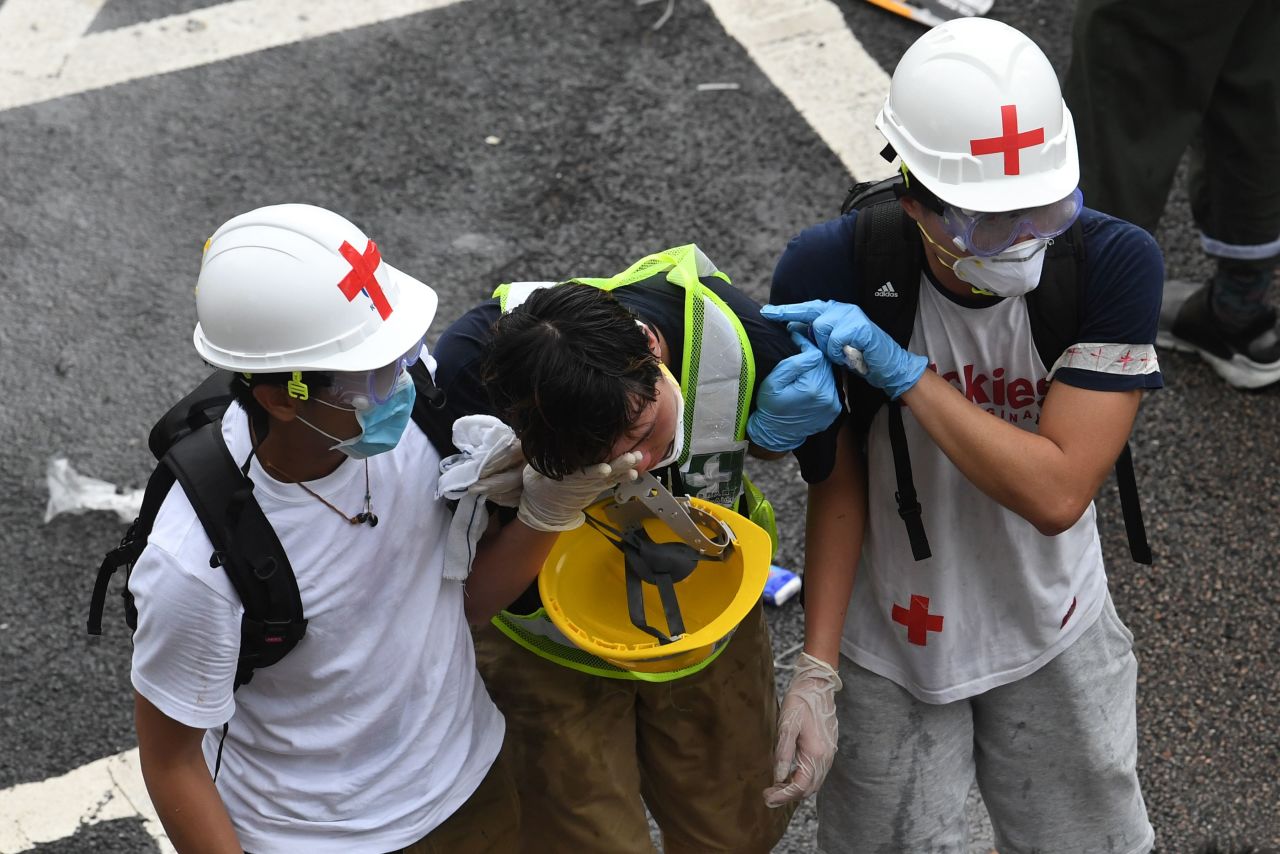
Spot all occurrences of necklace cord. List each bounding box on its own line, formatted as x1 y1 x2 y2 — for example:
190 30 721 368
259 457 378 528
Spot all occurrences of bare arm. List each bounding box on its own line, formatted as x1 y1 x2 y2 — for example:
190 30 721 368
463 517 558 625
899 371 1141 535
800 422 867 668
133 692 241 854
748 443 789 461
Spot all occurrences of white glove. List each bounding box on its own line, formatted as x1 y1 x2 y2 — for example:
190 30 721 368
516 452 643 532
763 652 842 808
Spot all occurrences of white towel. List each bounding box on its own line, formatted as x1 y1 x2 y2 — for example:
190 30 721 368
437 415 524 581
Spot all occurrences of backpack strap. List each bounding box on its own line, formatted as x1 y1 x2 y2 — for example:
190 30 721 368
886 403 930 561
148 370 236 459
164 423 307 688
92 371 236 638
408 359 452 452
852 198 924 350
87 463 176 636
1114 444 1152 564
853 200 931 561
1026 224 1151 565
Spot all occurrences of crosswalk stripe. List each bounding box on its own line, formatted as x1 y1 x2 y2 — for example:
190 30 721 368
707 0 895 181
0 0 469 113
0 0 110 78
0 749 172 854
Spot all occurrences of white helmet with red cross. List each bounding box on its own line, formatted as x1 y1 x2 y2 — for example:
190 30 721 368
875 17 1078 213
192 204 437 373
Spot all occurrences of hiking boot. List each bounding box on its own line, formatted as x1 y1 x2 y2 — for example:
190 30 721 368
1158 279 1280 389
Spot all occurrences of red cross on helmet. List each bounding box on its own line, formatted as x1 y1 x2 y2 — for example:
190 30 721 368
192 204 437 373
875 18 1079 213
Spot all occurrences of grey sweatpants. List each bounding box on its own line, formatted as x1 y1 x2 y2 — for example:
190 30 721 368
817 593 1153 854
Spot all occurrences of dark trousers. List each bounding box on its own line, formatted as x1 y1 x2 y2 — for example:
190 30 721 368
1064 0 1280 262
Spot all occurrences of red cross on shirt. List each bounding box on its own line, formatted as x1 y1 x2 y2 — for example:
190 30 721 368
969 105 1044 176
337 239 393 320
892 595 944 646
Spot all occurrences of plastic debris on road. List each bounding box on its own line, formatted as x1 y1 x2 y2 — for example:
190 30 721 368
764 564 802 606
44 457 144 524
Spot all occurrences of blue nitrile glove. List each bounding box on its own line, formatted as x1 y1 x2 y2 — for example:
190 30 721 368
747 324 842 452
761 301 928 400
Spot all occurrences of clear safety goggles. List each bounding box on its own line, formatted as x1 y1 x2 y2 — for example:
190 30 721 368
941 188 1083 257
321 336 425 409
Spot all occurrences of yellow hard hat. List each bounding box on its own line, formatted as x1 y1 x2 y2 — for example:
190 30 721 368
538 492 771 674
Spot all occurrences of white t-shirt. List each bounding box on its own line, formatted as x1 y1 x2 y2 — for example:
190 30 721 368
843 278 1111 704
130 402 503 854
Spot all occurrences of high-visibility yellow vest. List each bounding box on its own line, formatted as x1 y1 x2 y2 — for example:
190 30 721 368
490 245 777 682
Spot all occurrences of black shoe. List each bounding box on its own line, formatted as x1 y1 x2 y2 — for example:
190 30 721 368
1159 280 1280 389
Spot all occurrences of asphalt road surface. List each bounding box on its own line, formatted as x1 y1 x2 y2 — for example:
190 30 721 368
1 0 1277 852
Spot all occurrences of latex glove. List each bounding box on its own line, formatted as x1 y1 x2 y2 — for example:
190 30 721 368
763 652 842 808
746 323 842 452
762 301 928 400
516 452 643 532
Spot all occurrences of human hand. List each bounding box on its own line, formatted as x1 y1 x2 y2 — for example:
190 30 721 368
747 324 842 452
516 452 644 532
761 301 928 399
762 652 842 808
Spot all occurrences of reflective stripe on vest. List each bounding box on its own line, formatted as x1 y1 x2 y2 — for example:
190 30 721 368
491 607 734 683
491 244 756 681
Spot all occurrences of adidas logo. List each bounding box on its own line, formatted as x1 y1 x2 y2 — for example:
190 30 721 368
875 282 899 298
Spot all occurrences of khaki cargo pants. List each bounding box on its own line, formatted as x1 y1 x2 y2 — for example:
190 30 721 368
472 602 793 853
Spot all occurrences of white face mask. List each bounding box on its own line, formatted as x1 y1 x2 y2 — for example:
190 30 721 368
950 238 1050 297
652 363 686 469
918 222 1050 298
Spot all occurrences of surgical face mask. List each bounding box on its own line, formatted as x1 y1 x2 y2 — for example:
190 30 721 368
299 370 417 459
918 222 1049 297
652 363 686 469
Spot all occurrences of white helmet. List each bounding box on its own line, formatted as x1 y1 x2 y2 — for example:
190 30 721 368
875 18 1078 212
193 204 437 373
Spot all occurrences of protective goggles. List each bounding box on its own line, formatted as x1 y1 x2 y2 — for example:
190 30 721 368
323 336 425 409
941 188 1083 257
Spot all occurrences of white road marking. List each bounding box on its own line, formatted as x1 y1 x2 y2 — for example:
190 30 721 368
0 0 468 112
0 0 109 79
0 749 174 854
3 1 895 851
707 0 896 181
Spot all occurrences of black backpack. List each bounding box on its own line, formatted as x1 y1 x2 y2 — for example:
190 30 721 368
839 176 1151 565
87 361 450 688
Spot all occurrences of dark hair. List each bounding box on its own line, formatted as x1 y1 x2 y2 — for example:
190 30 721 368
481 283 660 479
878 142 946 214
895 163 946 214
228 370 334 439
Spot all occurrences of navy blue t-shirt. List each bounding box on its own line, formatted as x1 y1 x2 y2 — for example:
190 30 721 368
771 207 1164 483
427 272 800 615
429 272 798 457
